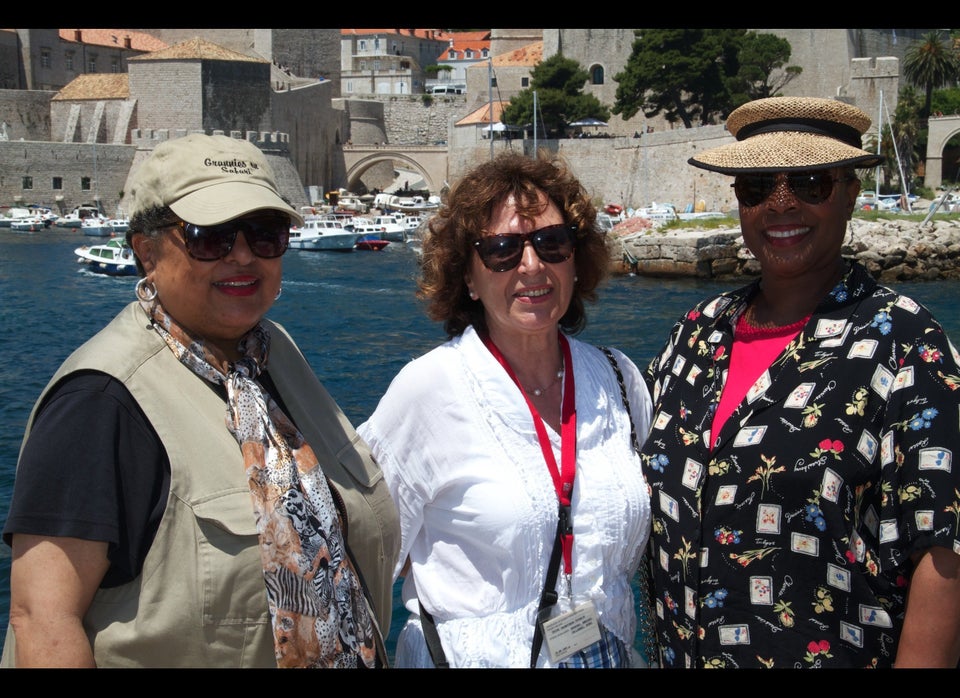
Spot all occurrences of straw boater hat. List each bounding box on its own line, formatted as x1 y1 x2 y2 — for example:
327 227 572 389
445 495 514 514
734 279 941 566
689 96 886 175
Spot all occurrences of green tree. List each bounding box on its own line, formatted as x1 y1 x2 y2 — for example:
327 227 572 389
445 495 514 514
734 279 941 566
501 54 609 138
726 32 802 107
903 30 960 120
932 86 960 115
612 28 746 127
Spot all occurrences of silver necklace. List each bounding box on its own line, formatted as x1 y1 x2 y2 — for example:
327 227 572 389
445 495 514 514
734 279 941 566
527 368 564 397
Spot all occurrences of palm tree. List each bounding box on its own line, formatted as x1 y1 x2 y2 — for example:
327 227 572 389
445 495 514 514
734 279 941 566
902 30 960 120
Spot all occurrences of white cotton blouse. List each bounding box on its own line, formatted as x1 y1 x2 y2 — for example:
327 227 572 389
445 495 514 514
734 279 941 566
357 326 653 668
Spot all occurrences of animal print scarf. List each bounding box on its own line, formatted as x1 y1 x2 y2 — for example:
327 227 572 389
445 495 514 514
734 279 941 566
140 297 379 668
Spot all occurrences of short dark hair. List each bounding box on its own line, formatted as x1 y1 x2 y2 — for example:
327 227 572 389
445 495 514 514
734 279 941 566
126 204 176 277
418 151 609 338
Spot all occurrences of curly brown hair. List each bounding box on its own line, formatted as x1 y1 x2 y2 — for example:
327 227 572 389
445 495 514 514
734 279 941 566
418 151 610 338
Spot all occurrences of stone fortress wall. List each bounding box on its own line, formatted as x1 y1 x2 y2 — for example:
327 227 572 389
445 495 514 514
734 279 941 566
0 28 924 217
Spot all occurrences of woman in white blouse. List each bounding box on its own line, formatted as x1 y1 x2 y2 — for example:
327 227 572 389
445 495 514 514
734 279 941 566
358 152 654 668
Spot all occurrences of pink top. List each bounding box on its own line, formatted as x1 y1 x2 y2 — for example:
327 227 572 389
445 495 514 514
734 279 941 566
710 313 809 449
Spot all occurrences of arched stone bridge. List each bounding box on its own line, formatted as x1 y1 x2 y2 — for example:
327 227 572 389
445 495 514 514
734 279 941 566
342 144 448 194
925 115 960 190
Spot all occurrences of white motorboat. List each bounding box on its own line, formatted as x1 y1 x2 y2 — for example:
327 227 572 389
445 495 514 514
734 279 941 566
632 202 680 226
8 215 46 232
388 195 440 215
75 237 138 276
288 216 360 251
107 218 130 234
55 204 104 229
0 206 33 228
352 215 406 242
81 216 114 237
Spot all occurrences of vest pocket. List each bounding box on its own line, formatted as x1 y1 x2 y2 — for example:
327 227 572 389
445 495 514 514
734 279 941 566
193 490 270 626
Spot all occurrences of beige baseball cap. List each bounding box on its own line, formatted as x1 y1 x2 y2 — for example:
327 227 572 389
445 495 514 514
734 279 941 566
128 133 303 226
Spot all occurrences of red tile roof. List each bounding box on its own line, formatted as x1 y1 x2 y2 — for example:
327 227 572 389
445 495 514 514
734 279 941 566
340 28 451 42
493 41 542 67
455 100 509 127
439 31 491 60
58 29 168 52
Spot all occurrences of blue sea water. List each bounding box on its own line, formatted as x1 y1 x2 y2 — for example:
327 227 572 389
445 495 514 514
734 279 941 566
1 226 958 664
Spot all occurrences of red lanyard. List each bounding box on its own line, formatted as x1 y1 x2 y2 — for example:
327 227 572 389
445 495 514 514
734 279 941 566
480 332 577 574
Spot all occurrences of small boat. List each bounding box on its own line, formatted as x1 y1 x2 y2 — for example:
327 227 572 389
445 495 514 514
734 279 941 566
81 216 114 237
0 206 33 228
107 218 130 234
387 195 441 215
355 238 389 251
352 215 406 242
632 202 679 226
288 216 360 251
55 204 104 229
75 237 138 276
9 215 46 232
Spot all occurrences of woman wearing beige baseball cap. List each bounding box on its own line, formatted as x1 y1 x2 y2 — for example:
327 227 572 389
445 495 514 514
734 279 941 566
639 96 960 668
2 133 400 668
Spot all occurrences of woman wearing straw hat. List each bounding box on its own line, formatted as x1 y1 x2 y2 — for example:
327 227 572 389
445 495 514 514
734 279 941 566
640 96 960 668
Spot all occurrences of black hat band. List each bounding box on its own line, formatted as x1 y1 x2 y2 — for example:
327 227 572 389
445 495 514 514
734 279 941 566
737 118 864 149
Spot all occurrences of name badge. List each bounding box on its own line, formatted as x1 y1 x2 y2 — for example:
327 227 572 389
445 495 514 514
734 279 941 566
541 600 602 663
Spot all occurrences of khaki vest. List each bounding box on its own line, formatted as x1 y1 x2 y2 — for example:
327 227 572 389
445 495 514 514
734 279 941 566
2 302 399 667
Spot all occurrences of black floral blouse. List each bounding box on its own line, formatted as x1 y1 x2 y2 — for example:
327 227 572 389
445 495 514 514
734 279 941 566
641 261 960 668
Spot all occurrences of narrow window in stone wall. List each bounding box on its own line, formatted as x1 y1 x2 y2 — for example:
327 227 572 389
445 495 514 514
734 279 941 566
52 177 63 190
81 176 91 191
65 52 74 71
87 55 97 72
22 176 33 190
112 57 120 73
40 49 51 69
522 77 529 87
591 65 604 85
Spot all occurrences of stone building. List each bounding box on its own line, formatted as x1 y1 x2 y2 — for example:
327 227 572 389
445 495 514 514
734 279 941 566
0 28 167 91
0 35 346 215
339 29 450 97
126 29 342 95
0 28 948 218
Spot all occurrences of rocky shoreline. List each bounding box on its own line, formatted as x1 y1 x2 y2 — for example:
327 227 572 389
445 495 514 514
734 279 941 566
609 216 960 282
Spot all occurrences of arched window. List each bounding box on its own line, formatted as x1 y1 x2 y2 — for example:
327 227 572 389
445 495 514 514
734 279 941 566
590 65 604 85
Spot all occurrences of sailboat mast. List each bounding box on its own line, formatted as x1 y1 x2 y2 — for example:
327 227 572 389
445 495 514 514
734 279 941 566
488 58 494 160
533 90 538 156
875 91 882 195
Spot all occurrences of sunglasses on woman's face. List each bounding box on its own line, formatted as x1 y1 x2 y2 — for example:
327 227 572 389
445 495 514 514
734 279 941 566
732 171 854 208
473 224 578 272
168 213 291 261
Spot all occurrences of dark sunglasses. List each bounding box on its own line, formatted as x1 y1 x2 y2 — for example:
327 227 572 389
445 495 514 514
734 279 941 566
167 213 290 261
473 224 578 272
732 171 855 207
